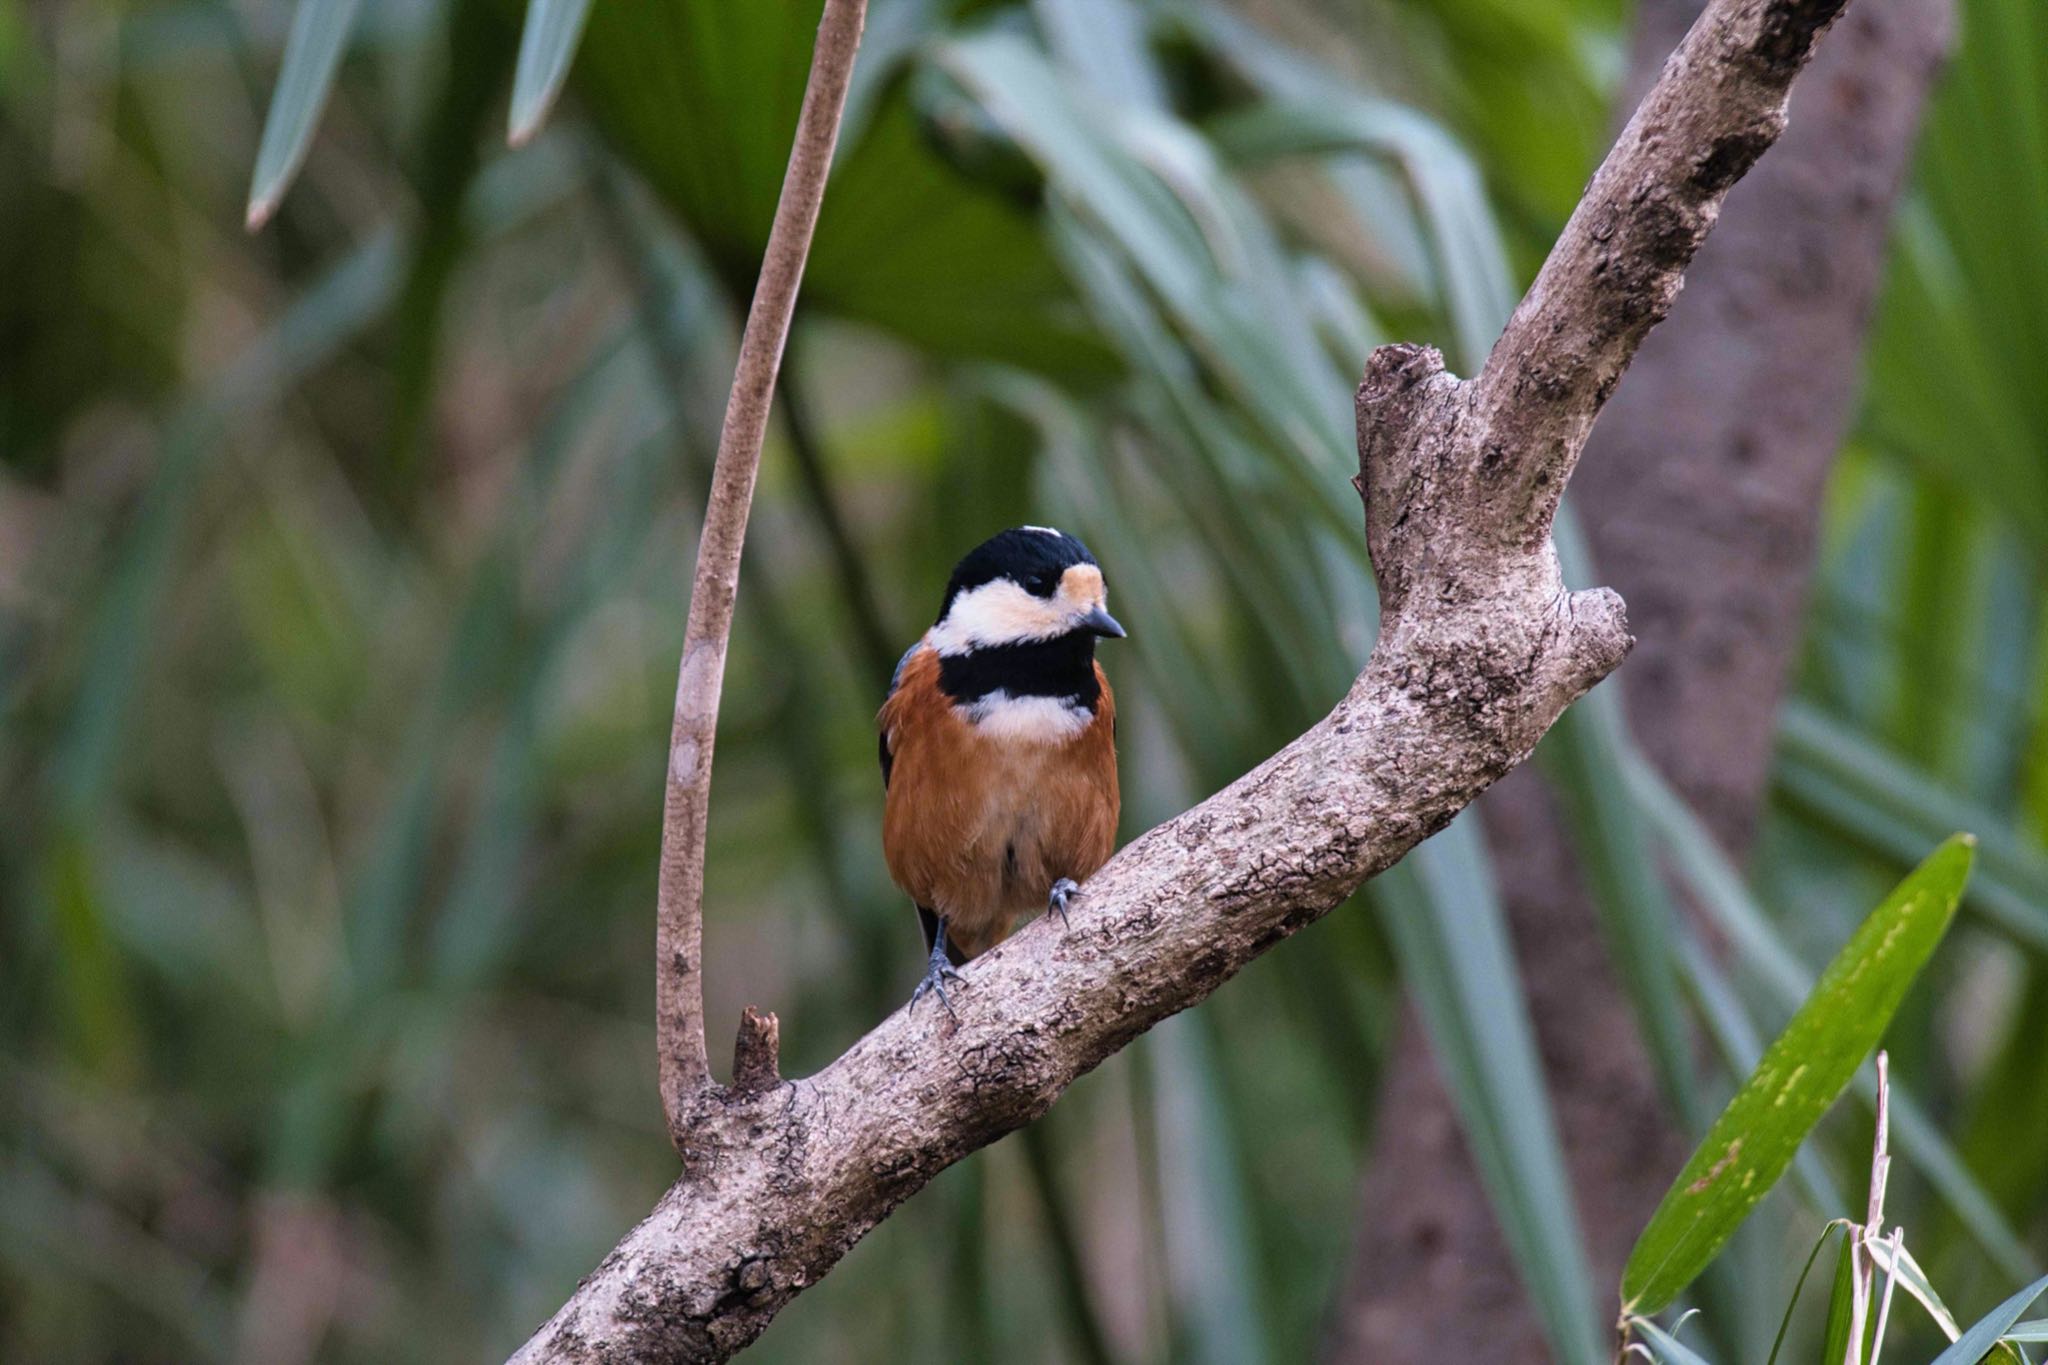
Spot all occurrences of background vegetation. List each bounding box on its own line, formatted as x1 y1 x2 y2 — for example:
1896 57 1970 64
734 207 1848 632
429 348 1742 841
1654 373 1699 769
3 0 2045 1359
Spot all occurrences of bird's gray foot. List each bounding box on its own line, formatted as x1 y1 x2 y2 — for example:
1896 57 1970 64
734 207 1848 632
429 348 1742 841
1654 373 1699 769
910 919 965 1017
1046 877 1080 928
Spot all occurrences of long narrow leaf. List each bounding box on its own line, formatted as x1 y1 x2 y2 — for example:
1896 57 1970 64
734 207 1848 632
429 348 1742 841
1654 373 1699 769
1931 1274 2048 1365
1679 937 1848 1216
1148 1016 1271 1365
1543 514 1696 1124
1766 1221 1853 1365
1868 1236 1964 1342
1778 701 2048 952
1377 827 1606 1365
1629 1316 1715 1365
508 0 596 146
246 0 365 228
1620 837 1974 1315
1635 759 2038 1280
1821 1232 1859 1365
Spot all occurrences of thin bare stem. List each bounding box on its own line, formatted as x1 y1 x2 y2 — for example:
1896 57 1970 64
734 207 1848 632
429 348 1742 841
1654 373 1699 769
1848 1052 1895 1364
1869 1229 1904 1364
1868 1052 1892 1231
655 0 867 1151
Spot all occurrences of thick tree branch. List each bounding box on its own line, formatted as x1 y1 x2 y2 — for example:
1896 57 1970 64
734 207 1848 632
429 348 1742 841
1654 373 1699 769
515 0 1851 1357
1465 0 1850 542
1330 0 1953 1352
655 0 866 1146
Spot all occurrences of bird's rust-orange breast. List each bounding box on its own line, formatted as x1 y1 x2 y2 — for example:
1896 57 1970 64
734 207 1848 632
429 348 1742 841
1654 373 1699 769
879 648 1118 958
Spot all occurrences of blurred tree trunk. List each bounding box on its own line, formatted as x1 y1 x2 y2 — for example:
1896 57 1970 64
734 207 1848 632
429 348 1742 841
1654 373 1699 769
1323 0 1955 1357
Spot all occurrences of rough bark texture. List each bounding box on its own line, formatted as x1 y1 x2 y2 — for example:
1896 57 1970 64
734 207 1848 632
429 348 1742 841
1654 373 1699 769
513 0 1862 1357
1326 0 1954 1358
655 0 866 1144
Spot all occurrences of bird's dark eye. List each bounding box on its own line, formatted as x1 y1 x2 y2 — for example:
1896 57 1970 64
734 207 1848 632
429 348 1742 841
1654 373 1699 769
1023 571 1058 597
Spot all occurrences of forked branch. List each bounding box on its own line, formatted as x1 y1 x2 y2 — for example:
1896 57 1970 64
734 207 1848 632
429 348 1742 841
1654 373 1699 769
519 0 1855 1357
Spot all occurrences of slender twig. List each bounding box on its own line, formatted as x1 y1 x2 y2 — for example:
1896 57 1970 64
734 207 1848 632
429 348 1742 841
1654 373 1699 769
655 0 867 1149
599 167 905 1036
1868 1229 1904 1364
1847 1052 1894 1364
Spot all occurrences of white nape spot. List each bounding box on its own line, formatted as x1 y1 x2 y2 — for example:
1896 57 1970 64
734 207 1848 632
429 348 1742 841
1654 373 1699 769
959 691 1092 742
928 578 1067 654
1021 525 1063 537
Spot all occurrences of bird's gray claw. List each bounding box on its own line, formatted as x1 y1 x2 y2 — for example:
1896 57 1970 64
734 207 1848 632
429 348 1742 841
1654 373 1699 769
1046 877 1080 928
910 943 964 1018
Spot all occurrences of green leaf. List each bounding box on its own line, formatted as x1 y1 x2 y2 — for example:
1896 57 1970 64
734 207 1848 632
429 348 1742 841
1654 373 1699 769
1679 937 1847 1217
246 0 365 228
1765 1221 1851 1365
1820 1231 1859 1365
1639 765 2037 1281
1542 699 1694 1115
935 31 1354 474
569 0 1111 375
1620 836 1976 1315
1865 0 2048 551
1204 95 1514 368
508 0 597 145
1931 1274 2048 1365
2008 1320 2048 1344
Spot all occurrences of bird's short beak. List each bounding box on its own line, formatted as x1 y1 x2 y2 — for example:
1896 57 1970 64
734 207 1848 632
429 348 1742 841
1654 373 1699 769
1081 605 1127 639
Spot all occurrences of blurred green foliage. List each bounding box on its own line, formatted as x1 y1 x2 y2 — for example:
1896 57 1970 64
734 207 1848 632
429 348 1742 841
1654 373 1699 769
3 0 2046 1360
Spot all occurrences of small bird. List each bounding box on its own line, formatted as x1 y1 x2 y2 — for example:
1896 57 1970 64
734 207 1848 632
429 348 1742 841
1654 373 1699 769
879 526 1125 1011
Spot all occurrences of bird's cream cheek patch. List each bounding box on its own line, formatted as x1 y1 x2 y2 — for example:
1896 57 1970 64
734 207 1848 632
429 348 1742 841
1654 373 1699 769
928 580 1065 653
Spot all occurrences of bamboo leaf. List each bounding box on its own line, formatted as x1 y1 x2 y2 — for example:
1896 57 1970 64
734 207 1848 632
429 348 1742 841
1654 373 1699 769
1637 762 2037 1280
1620 837 1975 1315
1679 937 1848 1217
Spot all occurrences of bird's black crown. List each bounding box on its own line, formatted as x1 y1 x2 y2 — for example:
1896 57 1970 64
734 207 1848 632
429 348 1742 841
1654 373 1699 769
938 526 1097 622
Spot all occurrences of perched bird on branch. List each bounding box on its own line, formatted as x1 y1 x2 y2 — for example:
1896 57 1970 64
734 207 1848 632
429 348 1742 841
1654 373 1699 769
879 527 1126 1010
